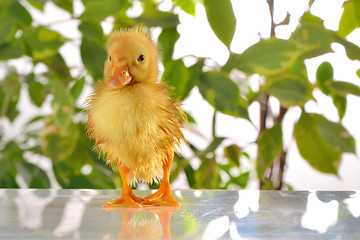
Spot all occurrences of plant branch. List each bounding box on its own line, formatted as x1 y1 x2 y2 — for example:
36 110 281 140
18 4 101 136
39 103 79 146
275 106 288 189
277 150 287 190
212 110 217 139
259 94 269 133
276 106 288 123
259 95 269 188
259 0 276 189
268 0 276 37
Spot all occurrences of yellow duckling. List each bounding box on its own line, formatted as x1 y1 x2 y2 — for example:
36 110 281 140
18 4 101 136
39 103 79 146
86 28 187 207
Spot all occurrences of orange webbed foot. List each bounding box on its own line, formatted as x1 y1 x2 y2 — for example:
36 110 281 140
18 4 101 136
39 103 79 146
104 165 145 208
142 152 180 207
103 194 144 209
142 197 180 207
143 186 180 207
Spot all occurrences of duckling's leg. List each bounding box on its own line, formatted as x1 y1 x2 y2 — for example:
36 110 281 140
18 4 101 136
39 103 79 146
116 209 133 239
143 152 180 207
153 207 177 239
103 165 144 208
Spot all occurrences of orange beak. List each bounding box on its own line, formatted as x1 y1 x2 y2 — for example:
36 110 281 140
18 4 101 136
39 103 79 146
106 65 132 88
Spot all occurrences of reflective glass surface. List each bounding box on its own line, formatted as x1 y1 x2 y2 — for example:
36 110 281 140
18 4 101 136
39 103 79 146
0 189 359 239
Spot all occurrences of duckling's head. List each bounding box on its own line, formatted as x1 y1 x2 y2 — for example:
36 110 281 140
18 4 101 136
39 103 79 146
105 29 159 87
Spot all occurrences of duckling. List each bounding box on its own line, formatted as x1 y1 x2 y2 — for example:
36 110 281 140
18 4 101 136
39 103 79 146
86 28 187 207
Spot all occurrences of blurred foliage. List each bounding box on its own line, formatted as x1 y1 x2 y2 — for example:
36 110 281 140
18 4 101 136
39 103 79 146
0 0 359 190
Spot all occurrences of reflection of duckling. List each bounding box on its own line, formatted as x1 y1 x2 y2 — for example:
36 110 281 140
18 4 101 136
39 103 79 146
127 216 162 239
104 206 178 239
86 28 187 208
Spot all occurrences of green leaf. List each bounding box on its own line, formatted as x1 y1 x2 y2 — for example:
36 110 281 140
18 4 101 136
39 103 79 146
256 124 282 180
201 137 225 158
262 59 313 107
184 63 200 100
195 157 219 189
52 0 73 14
49 123 108 188
27 115 45 125
16 162 51 188
65 124 99 169
204 0 235 48
357 69 360 79
184 111 196 124
231 171 250 189
294 112 341 175
42 53 72 82
26 73 48 107
354 0 360 22
80 0 123 21
173 0 196 16
300 11 323 25
10 1 32 26
278 12 290 26
158 27 179 63
224 144 242 167
317 116 355 153
285 59 308 82
137 7 179 27
332 94 347 120
328 81 360 96
333 34 360 61
291 22 333 58
338 0 360 38
89 164 116 189
198 71 249 119
0 71 20 121
0 17 17 45
27 0 45 11
53 162 94 188
80 37 107 80
41 119 80 162
162 59 193 100
0 40 23 60
184 164 196 188
70 77 86 101
316 62 333 95
52 81 75 133
224 38 305 76
65 140 96 170
0 90 19 122
0 172 19 188
190 137 225 160
87 169 115 189
188 142 201 156
22 26 68 60
78 21 105 45
266 77 312 107
0 141 23 188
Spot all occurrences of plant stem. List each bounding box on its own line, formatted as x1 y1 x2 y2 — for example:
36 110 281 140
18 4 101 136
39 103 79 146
268 0 276 37
260 0 290 190
212 110 217 139
275 106 288 189
259 94 269 133
259 94 269 189
277 106 288 123
259 0 276 189
277 150 287 190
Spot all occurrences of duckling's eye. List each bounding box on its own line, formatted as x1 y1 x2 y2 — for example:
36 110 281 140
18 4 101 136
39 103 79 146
109 56 112 61
137 54 144 62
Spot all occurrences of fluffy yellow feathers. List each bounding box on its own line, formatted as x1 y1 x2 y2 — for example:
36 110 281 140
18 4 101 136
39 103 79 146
86 28 186 207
